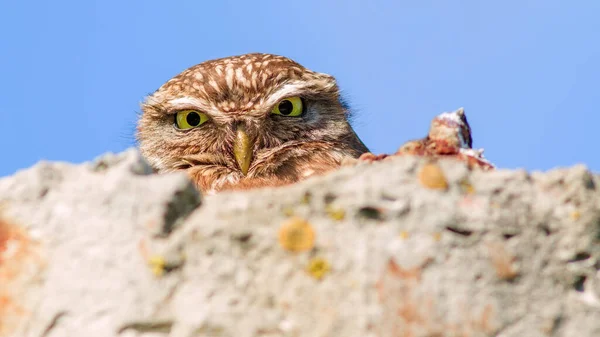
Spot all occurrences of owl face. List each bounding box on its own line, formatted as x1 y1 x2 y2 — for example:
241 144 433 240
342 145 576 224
137 53 368 192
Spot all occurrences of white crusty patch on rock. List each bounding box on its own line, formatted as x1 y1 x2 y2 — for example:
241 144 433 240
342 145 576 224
436 107 469 148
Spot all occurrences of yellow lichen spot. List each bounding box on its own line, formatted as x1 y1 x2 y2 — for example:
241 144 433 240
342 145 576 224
432 232 442 241
418 162 448 190
307 257 331 280
570 210 581 221
148 255 166 277
325 205 346 221
282 207 295 217
278 217 315 252
399 231 410 239
459 179 475 194
301 192 312 205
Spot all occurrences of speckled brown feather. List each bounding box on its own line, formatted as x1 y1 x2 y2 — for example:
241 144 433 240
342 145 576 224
137 53 368 193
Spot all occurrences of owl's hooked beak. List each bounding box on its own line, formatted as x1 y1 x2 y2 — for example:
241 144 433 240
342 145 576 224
233 123 254 175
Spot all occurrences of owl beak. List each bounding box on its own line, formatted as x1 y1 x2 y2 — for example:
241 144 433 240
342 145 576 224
233 123 253 175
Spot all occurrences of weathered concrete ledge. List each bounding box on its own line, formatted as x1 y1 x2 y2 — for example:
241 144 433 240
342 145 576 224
1 149 599 337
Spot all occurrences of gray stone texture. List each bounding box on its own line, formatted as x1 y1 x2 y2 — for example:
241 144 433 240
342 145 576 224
0 149 599 337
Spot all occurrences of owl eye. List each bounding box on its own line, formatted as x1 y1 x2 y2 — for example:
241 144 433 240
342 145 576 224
175 110 209 129
271 97 304 117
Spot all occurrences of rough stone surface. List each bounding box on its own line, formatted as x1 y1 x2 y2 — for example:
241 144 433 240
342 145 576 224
1 149 599 337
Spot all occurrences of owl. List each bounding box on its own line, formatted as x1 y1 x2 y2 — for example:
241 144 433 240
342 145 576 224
137 53 369 193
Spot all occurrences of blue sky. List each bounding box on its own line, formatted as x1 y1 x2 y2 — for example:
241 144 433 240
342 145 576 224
1 1 598 177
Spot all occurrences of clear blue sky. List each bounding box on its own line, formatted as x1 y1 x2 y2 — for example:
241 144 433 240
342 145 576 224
1 1 598 177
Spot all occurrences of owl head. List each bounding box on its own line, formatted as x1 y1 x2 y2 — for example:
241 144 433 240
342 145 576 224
137 53 368 192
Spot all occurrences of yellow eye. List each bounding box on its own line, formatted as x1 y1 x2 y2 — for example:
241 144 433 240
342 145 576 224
271 97 304 117
175 110 208 129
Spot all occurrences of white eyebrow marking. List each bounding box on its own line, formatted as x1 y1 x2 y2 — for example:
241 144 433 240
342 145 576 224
167 97 206 109
166 96 224 117
264 82 311 107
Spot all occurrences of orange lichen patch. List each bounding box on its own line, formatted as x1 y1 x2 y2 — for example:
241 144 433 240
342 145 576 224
358 152 390 163
278 217 315 253
325 205 345 221
396 140 427 155
399 231 410 240
376 259 433 336
306 257 331 280
143 219 159 231
432 232 442 242
384 259 421 282
376 258 499 337
376 259 421 302
444 304 498 336
487 242 518 281
570 210 581 221
477 304 496 333
456 151 495 171
418 162 449 190
457 194 486 210
0 215 43 336
138 238 150 260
